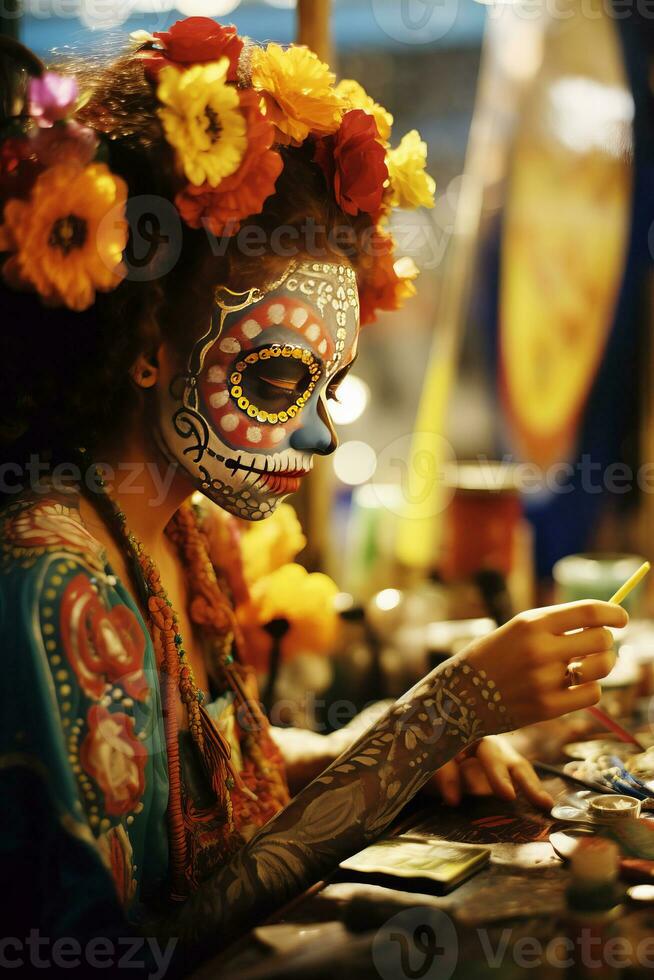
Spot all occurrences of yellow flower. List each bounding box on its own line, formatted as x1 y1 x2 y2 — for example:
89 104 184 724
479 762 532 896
240 503 307 585
157 59 247 188
251 43 344 145
0 162 127 312
335 78 393 143
394 255 420 304
386 130 436 210
237 563 340 667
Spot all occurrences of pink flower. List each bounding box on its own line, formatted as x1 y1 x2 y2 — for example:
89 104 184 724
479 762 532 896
29 72 79 126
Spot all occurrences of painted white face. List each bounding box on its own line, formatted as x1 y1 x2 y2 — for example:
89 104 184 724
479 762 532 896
156 261 360 520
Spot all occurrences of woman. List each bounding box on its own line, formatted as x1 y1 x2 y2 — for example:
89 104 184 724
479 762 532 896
0 20 625 973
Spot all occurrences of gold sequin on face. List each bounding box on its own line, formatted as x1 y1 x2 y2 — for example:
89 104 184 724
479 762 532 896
229 344 322 424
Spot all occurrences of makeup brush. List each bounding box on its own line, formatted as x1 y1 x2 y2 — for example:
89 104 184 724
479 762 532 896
586 561 651 750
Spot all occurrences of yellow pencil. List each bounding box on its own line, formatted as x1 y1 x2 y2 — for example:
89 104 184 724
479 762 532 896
610 561 651 605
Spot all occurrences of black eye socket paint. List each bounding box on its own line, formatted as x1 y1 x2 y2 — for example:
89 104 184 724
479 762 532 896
154 261 360 521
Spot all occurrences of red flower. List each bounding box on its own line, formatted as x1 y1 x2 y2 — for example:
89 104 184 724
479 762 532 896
358 226 416 325
149 17 243 81
176 89 283 237
314 109 388 217
0 137 42 204
61 573 148 701
81 706 147 817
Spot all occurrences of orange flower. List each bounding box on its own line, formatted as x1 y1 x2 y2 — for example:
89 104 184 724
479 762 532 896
0 161 127 311
176 89 283 236
358 226 419 326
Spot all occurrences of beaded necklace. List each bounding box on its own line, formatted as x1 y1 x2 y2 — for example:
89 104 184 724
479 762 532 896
87 464 266 900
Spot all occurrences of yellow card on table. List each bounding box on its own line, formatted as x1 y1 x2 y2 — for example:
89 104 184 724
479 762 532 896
339 835 490 894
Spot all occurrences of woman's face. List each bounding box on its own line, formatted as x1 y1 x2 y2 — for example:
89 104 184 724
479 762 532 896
155 260 360 520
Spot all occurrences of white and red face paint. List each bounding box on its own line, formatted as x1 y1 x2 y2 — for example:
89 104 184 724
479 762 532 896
156 261 360 520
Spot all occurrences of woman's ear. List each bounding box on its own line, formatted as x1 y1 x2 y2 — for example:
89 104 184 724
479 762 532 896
130 352 159 390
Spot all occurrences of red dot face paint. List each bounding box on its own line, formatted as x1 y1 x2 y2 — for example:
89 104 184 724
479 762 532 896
155 261 360 520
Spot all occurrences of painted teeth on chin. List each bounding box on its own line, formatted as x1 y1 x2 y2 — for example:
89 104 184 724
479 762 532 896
226 450 314 477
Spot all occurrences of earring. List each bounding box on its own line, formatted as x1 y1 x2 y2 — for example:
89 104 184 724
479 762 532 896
130 356 158 389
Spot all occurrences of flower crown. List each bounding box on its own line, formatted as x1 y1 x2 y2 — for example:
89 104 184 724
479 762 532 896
0 17 435 321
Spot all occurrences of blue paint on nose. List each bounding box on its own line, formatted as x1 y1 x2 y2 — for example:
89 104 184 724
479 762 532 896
289 401 338 456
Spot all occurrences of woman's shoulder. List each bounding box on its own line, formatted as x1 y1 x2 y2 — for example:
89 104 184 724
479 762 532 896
0 483 107 579
0 485 151 705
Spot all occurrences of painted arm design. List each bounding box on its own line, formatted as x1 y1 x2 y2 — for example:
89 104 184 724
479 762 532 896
171 656 512 957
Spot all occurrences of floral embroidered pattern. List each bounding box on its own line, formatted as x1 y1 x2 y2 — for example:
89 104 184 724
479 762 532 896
97 823 138 907
1 492 105 571
60 573 148 701
80 705 147 817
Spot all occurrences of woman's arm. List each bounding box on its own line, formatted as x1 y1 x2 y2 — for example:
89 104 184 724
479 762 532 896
170 599 626 960
174 654 498 958
273 707 554 808
269 700 393 793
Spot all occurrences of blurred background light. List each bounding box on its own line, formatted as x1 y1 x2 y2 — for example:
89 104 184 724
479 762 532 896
175 0 242 15
333 441 377 486
373 588 402 612
328 375 370 426
548 77 634 157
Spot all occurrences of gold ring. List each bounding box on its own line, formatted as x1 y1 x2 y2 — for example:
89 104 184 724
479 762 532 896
565 660 583 688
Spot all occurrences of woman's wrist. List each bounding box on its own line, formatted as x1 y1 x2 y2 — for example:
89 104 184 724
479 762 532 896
175 656 515 954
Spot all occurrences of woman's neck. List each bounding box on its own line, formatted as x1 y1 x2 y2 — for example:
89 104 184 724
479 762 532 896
82 434 194 558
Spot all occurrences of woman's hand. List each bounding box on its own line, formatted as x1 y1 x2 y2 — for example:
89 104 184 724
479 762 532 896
460 600 627 732
427 735 554 810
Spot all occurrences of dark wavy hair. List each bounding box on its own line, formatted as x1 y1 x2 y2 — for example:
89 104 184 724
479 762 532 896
0 38 374 468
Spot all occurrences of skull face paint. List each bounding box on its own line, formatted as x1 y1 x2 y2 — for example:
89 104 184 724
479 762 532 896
156 261 360 520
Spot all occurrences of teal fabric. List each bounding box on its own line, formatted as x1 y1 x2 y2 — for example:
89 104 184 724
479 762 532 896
0 491 171 933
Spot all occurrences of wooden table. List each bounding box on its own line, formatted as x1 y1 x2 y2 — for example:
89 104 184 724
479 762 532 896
194 775 577 980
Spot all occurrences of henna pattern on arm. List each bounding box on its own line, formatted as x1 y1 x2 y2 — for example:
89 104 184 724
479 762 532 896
167 656 513 958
